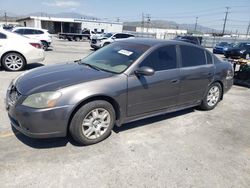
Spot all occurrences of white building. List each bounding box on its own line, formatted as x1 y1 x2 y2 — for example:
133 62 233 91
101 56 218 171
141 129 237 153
17 16 123 34
136 27 187 39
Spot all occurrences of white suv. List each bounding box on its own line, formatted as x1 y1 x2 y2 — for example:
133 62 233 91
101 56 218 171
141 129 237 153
90 33 134 50
12 27 52 50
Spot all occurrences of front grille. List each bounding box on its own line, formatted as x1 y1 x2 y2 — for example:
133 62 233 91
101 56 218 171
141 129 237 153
91 39 97 44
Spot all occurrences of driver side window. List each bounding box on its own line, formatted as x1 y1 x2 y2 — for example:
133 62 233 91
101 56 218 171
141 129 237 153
139 45 177 71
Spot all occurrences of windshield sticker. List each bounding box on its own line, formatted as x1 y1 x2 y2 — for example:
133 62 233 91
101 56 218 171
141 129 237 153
118 49 133 56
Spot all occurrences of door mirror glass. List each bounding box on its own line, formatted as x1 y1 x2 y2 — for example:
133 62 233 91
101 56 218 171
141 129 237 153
135 66 155 76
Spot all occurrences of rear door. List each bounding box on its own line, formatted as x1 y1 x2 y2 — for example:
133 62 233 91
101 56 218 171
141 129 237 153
127 45 180 116
178 45 214 105
0 32 8 55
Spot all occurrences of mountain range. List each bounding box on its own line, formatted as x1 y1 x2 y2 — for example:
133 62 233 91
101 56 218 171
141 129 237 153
0 12 220 33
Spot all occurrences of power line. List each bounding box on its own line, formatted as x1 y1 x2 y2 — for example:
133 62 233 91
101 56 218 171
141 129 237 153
222 7 230 35
246 22 250 37
194 17 198 31
145 14 151 32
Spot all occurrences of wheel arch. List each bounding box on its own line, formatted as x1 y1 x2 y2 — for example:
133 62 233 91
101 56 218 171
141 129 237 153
211 80 224 100
0 51 27 66
67 95 121 131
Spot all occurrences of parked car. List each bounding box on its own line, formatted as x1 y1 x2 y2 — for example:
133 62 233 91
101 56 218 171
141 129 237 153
12 27 52 50
224 42 250 59
90 33 134 49
6 39 234 145
174 36 202 45
213 42 233 54
0 29 44 71
58 29 103 41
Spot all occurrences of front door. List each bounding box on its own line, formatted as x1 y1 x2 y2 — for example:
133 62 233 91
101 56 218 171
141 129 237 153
127 45 180 116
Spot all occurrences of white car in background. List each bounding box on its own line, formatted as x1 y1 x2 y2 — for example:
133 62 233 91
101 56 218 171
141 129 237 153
90 33 134 49
0 29 44 71
12 27 52 50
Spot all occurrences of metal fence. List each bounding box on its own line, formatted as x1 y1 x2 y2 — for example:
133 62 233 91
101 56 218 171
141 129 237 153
201 37 250 48
124 31 250 48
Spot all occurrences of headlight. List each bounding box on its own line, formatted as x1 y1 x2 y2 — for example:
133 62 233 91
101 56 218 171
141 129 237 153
240 50 246 54
22 92 61 109
223 47 228 51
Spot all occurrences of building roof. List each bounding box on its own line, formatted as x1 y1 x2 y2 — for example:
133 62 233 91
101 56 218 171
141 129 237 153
16 16 123 25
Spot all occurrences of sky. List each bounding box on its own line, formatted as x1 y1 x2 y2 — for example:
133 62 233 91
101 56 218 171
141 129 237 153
0 0 249 33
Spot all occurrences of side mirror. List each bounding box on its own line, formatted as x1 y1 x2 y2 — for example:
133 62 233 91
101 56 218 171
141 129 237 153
134 66 155 76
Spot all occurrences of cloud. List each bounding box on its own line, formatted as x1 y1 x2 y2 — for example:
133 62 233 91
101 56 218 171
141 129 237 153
42 0 80 7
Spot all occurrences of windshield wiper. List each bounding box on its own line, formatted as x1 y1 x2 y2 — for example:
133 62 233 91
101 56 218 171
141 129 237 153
80 62 101 71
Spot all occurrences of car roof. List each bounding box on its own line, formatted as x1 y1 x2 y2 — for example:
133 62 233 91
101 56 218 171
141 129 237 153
121 38 201 48
13 27 47 31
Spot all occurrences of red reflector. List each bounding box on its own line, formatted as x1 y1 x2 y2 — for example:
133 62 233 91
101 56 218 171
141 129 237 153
30 43 41 49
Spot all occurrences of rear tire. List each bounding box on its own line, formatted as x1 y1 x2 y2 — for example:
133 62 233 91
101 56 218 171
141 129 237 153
2 52 26 71
199 82 222 110
41 41 48 51
70 100 115 145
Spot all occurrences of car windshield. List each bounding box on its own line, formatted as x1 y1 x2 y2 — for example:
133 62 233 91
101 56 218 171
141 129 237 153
80 42 150 73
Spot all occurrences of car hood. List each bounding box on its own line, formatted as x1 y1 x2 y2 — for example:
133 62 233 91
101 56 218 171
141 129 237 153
15 62 113 95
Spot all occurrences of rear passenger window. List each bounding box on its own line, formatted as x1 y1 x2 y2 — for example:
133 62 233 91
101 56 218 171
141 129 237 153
140 45 177 71
206 51 213 64
36 30 44 34
0 33 7 39
14 29 24 34
24 29 36 35
180 46 206 67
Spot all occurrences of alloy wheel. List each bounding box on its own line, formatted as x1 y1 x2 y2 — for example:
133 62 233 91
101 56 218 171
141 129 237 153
82 108 111 140
207 86 220 107
4 54 24 71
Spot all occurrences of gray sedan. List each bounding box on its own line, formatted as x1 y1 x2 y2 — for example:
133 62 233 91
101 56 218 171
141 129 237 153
6 39 234 145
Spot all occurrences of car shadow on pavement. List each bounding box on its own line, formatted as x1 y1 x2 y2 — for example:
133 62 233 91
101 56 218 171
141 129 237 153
11 108 194 149
26 63 44 70
113 108 195 133
0 63 44 72
11 126 81 149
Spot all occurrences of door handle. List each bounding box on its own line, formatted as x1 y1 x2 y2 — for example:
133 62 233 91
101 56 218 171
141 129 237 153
170 79 179 83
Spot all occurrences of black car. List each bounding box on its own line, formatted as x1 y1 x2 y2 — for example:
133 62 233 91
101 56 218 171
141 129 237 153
224 42 250 59
174 36 202 45
213 42 233 54
6 39 234 145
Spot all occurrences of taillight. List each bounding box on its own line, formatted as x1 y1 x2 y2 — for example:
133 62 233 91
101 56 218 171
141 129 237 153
30 43 41 49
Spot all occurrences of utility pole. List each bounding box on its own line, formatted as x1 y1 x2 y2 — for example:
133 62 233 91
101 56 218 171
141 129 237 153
246 21 250 38
145 14 151 32
222 7 230 35
141 13 145 32
4 11 7 25
194 16 198 32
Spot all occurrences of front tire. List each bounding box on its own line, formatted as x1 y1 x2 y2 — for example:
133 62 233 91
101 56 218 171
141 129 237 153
2 52 26 71
70 100 115 145
199 82 222 110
